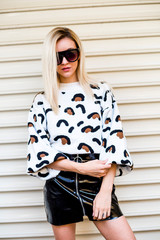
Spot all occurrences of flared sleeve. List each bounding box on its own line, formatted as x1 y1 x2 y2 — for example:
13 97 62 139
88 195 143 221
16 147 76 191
26 94 70 180
99 83 133 177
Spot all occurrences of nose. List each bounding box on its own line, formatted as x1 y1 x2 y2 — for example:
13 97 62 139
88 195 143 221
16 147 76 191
61 56 69 64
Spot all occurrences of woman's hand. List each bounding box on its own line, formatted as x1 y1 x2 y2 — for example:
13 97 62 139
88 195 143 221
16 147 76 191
78 160 111 178
92 190 112 220
92 164 117 220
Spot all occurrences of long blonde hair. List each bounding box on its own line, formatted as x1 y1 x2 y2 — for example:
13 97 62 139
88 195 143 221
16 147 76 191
42 26 101 114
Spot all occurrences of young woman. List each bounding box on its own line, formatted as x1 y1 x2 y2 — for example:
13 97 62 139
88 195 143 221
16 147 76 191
27 27 136 240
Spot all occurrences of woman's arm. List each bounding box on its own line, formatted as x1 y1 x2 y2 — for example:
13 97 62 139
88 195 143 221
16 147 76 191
27 94 71 180
92 163 117 220
99 83 133 177
48 159 111 178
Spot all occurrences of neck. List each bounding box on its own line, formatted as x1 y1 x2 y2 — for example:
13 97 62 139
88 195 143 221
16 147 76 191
59 73 78 84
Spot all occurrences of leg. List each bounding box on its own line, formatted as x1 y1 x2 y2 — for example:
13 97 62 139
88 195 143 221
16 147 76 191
51 223 76 240
93 216 136 240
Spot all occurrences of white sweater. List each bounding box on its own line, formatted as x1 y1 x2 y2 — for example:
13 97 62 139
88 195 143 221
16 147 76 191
27 81 133 180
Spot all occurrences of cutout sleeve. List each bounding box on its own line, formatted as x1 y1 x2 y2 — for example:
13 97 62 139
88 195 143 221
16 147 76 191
26 94 70 180
99 83 133 176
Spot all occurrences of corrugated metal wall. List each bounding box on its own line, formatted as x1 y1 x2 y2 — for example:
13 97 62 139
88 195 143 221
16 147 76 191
0 0 160 239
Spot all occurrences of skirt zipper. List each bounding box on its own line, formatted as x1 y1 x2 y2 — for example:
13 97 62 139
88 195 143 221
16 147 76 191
75 154 86 216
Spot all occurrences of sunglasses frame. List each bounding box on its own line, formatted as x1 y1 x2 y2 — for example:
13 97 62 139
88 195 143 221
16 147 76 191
56 48 80 65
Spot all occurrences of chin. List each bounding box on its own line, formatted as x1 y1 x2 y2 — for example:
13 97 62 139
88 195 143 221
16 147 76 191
61 72 74 78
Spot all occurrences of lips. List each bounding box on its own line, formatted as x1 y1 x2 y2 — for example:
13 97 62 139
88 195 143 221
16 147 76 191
62 67 71 71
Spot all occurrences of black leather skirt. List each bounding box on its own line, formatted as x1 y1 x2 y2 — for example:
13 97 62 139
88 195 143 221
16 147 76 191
43 152 123 226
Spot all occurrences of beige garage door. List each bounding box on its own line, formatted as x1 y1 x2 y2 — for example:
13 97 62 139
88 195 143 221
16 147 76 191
0 0 160 239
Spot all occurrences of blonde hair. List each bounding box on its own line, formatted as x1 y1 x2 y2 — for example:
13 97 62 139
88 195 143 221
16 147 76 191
42 26 101 114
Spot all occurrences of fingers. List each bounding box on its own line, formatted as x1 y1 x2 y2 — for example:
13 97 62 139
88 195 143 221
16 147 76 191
90 159 111 168
93 208 99 220
84 160 111 177
105 163 112 168
92 208 110 220
97 167 111 177
93 201 110 220
100 159 109 164
104 164 111 169
100 164 111 176
98 160 111 168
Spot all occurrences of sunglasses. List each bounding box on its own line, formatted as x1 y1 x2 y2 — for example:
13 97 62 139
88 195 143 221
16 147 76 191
56 48 80 65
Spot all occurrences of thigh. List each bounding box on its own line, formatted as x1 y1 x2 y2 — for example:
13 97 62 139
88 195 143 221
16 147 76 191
93 216 136 240
52 223 76 240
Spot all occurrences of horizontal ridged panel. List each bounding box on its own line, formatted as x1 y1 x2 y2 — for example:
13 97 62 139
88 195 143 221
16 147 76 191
0 236 103 240
1 183 159 208
1 232 160 240
120 199 160 216
0 167 160 192
0 135 159 160
0 151 159 178
0 190 43 207
1 53 160 78
119 102 160 119
0 119 160 145
134 231 160 240
0 215 159 237
1 199 160 224
1 37 160 62
0 110 29 127
1 147 160 167
91 69 160 87
2 68 160 96
0 219 98 238
0 77 43 95
1 5 160 29
0 143 27 160
1 67 159 97
0 183 160 211
1 85 160 111
116 183 160 200
1 21 160 45
0 134 159 160
1 0 159 12
0 101 159 128
130 151 160 168
0 183 160 209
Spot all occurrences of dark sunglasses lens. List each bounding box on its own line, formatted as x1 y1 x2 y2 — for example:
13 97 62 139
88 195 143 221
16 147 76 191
66 50 79 62
57 54 63 65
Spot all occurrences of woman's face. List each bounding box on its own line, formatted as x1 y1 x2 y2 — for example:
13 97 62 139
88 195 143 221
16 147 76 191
56 37 79 82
